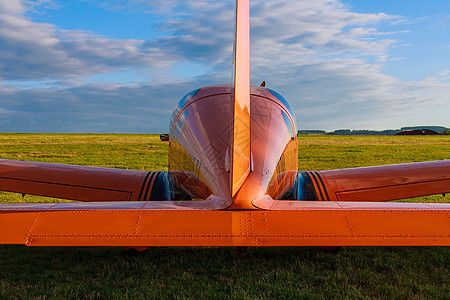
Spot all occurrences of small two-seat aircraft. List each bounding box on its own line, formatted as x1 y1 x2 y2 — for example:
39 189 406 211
0 0 449 247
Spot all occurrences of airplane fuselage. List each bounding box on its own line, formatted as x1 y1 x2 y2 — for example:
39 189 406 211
168 85 298 209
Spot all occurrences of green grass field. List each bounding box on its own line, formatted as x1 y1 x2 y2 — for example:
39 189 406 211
0 133 449 299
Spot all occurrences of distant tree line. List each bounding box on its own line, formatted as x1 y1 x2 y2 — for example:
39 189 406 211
327 129 401 135
298 126 449 136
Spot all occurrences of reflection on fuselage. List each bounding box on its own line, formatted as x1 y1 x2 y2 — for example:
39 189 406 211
168 85 298 205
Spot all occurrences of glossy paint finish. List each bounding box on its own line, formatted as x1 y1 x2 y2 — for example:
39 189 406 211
308 160 450 202
0 0 449 248
232 0 251 197
168 85 232 207
231 86 298 209
0 201 448 246
168 85 298 209
0 159 153 201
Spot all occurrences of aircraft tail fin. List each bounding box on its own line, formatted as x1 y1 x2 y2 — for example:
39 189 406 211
231 0 251 197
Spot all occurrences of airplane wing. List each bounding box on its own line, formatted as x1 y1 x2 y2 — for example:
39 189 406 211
300 160 450 202
0 201 448 246
0 159 167 202
0 158 449 247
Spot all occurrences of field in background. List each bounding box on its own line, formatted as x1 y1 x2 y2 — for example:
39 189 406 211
0 133 448 298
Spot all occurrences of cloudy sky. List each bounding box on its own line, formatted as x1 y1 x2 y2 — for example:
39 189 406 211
0 0 449 133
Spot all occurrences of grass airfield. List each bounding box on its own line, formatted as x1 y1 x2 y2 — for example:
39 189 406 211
0 133 449 298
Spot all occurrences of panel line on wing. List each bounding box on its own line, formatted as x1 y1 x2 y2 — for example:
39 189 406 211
1 206 448 246
335 178 450 193
0 176 136 194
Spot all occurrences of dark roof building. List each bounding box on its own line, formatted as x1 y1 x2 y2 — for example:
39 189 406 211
395 129 440 136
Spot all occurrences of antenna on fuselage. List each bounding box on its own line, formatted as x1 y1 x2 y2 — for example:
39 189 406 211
231 0 251 197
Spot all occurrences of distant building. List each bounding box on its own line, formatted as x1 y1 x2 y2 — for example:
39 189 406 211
395 129 440 136
400 126 448 134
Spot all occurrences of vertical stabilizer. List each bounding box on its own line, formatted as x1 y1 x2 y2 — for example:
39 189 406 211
231 0 251 197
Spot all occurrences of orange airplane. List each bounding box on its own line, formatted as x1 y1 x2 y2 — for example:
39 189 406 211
0 0 449 247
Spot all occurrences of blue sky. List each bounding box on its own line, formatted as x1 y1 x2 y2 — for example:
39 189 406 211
0 0 449 132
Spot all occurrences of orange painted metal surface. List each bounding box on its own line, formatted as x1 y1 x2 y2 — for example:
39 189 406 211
306 161 450 202
168 85 233 206
168 85 299 209
0 201 448 246
0 0 449 248
231 0 251 197
0 159 151 201
231 86 298 209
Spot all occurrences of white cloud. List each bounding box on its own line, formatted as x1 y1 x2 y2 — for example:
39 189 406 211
0 0 448 132
0 0 177 81
0 0 25 14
